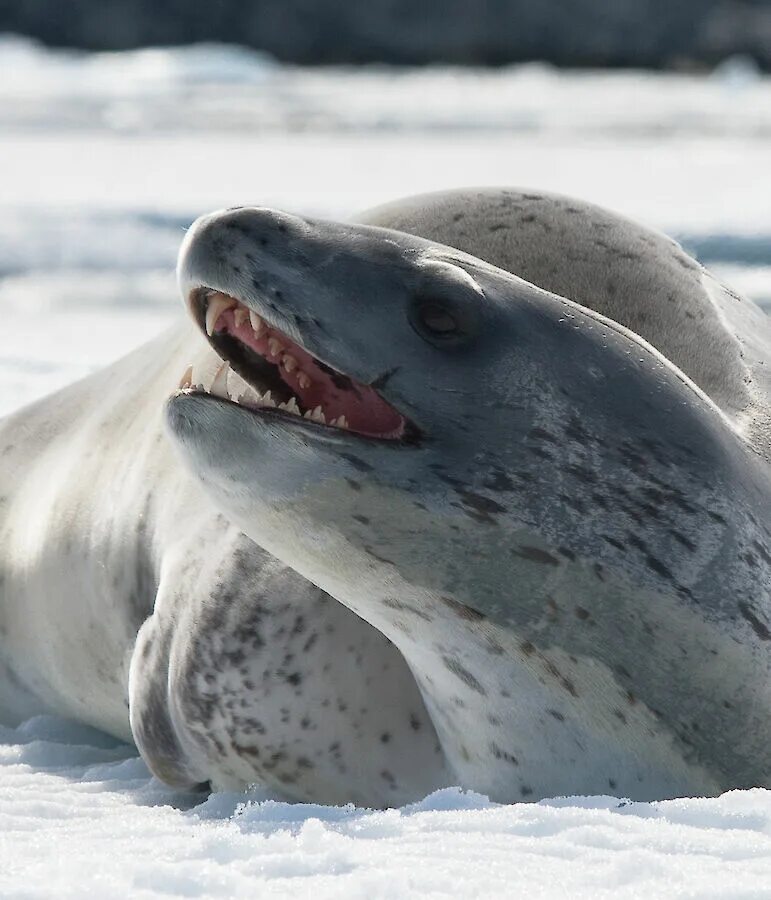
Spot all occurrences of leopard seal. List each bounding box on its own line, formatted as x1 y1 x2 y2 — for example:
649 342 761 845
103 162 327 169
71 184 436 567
168 194 771 803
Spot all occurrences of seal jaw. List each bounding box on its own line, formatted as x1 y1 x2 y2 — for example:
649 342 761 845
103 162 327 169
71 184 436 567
177 286 419 443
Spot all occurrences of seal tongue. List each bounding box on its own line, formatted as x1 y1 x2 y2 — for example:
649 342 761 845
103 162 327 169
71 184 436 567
200 295 406 439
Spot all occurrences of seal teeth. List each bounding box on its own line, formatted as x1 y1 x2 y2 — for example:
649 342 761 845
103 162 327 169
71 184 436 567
233 306 249 329
283 354 297 372
261 390 276 408
268 337 284 357
210 361 230 399
297 372 312 389
249 310 264 335
179 365 193 389
205 293 236 336
239 384 262 406
278 397 302 416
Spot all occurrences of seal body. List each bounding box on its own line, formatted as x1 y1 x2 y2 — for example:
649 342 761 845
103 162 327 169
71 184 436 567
167 195 771 803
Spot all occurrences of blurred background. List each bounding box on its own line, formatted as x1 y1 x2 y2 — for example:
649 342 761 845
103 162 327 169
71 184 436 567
0 0 769 413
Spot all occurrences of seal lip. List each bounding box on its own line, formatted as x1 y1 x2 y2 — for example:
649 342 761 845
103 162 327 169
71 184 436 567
168 387 423 449
178 284 423 446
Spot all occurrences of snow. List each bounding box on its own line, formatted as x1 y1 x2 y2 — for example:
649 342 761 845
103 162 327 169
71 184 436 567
5 717 771 899
2 35 771 897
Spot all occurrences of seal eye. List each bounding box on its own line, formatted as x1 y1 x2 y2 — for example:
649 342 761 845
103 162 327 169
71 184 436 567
409 297 472 347
409 263 483 348
418 303 458 336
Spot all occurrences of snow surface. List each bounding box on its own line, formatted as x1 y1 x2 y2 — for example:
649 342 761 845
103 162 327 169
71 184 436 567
5 717 771 900
2 35 771 898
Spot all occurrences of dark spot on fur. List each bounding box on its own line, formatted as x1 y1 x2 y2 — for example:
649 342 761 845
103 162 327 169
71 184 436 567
341 454 374 473
364 545 396 566
441 595 485 621
644 555 674 581
442 656 486 695
490 742 519 765
670 530 696 552
738 602 771 640
514 546 560 566
752 541 771 566
456 489 506 522
382 597 433 622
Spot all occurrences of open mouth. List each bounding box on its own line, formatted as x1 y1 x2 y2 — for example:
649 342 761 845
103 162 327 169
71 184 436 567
178 288 409 441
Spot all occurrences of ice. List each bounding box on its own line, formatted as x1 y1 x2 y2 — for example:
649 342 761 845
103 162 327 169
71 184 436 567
3 717 771 898
2 35 771 898
2 34 771 138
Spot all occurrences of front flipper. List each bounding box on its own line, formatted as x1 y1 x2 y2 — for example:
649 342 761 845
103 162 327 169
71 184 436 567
129 614 208 788
129 528 451 804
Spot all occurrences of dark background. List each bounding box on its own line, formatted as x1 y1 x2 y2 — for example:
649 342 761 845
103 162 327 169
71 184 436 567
2 0 771 69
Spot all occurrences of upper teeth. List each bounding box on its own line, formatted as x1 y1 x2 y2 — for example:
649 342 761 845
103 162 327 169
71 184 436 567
205 293 236 337
249 310 263 334
192 291 351 432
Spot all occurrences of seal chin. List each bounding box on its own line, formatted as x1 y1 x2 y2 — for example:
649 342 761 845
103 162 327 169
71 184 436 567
173 287 419 444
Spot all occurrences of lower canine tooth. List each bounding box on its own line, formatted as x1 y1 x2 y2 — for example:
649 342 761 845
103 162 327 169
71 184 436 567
178 365 193 389
210 361 230 399
206 293 236 336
